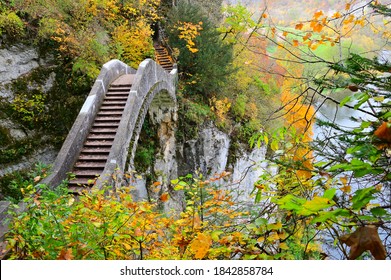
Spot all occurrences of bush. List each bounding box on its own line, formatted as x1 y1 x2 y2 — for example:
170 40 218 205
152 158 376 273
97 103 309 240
0 11 25 37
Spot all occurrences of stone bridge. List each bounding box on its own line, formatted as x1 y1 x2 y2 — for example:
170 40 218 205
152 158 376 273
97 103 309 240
42 58 178 197
0 57 180 257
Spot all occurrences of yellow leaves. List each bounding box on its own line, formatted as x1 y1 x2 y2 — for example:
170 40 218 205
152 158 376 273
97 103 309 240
345 3 352 11
112 20 154 68
354 18 365 27
339 176 352 193
67 197 75 206
176 21 203 53
189 232 212 259
279 242 289 250
332 11 342 19
343 14 355 25
211 96 231 122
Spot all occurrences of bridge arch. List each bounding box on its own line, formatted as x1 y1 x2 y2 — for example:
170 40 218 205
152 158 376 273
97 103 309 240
42 58 178 203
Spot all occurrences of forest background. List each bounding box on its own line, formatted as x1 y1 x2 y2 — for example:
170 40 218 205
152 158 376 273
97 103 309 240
0 0 390 260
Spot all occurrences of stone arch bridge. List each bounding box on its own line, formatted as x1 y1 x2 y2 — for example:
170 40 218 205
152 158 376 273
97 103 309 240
42 58 179 201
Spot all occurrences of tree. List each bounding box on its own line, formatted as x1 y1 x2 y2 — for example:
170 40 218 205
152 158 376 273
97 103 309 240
164 1 234 98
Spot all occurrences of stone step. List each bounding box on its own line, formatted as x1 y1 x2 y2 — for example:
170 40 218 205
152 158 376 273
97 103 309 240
78 154 109 161
84 140 113 147
93 122 120 127
74 161 106 169
72 170 103 177
99 106 126 111
90 127 118 133
94 116 122 122
81 147 111 154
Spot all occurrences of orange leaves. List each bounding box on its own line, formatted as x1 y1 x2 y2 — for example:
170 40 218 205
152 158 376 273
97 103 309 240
292 39 299 47
280 79 315 178
295 23 304 30
160 193 169 202
313 11 324 20
310 21 324 33
374 121 391 143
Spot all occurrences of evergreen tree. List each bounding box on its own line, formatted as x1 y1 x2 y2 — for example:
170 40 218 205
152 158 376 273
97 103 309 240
165 1 234 98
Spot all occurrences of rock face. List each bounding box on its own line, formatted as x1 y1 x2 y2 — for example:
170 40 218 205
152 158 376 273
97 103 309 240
0 43 57 177
177 121 230 177
0 147 57 177
0 45 40 85
177 122 267 202
230 146 268 203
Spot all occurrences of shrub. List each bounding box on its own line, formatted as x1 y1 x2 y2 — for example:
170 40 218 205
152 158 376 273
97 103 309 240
0 11 25 37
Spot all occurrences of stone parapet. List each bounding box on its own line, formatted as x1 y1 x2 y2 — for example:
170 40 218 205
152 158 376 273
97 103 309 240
41 60 135 188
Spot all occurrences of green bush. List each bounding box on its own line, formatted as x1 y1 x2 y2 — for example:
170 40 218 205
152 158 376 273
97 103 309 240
0 11 25 37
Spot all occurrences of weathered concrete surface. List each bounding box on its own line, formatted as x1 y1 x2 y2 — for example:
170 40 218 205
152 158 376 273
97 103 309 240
42 60 135 188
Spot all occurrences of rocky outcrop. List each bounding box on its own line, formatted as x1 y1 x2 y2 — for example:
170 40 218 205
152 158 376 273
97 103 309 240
0 45 40 85
177 121 230 177
0 147 57 177
177 122 267 202
0 43 57 177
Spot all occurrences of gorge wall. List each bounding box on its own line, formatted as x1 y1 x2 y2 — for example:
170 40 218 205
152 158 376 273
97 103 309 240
0 44 58 181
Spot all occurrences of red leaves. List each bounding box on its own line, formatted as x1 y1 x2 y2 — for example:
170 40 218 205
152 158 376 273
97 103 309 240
340 226 386 260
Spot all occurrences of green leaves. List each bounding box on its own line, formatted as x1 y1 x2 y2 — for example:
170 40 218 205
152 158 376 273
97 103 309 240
329 158 382 177
351 186 378 210
340 91 370 109
274 189 336 216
